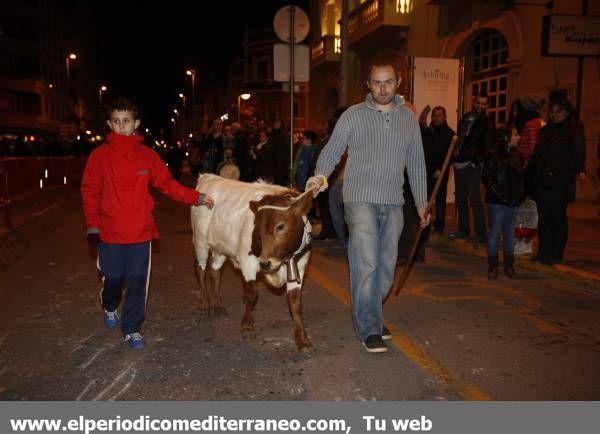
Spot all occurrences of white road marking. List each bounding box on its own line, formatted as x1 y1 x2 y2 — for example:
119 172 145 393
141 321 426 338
75 379 98 401
93 365 133 401
79 348 105 370
109 370 137 401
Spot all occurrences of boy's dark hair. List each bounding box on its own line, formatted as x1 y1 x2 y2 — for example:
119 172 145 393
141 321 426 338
107 98 139 119
303 130 318 143
475 91 489 100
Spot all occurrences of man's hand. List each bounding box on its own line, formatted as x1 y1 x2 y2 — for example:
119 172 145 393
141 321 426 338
433 170 441 179
417 208 431 228
197 193 215 209
87 233 101 247
305 175 328 197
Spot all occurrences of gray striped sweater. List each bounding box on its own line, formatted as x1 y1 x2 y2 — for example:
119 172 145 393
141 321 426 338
315 94 428 208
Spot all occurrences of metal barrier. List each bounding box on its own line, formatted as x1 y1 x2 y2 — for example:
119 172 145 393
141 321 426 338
0 156 87 202
0 156 87 229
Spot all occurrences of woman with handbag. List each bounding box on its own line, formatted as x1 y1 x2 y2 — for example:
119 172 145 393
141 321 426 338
525 96 586 265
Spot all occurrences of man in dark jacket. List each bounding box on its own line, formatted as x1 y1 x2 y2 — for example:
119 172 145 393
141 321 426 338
450 92 494 244
271 118 291 186
420 106 455 233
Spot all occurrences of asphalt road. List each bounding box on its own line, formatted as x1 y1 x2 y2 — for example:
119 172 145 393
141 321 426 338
1 187 599 401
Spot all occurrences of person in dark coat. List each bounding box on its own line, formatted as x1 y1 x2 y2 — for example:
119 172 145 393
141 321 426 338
200 118 224 173
270 118 291 186
419 106 455 233
251 129 274 181
525 96 586 265
482 126 525 279
450 93 494 244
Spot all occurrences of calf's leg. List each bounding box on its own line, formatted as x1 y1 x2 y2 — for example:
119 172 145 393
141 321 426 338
241 279 258 339
193 259 210 317
287 288 313 354
208 253 227 316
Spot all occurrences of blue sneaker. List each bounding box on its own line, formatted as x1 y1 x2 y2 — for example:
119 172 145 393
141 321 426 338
103 309 119 330
124 332 145 349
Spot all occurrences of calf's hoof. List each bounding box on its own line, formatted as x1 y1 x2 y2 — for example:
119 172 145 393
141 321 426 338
298 345 315 358
212 305 229 316
198 304 211 317
241 326 256 340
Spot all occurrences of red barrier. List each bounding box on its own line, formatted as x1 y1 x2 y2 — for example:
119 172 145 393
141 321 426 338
0 156 88 202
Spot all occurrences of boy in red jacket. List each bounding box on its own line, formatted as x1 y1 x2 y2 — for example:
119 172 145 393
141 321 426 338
81 98 214 349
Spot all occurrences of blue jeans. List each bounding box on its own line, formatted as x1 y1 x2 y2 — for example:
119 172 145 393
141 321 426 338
344 202 404 341
486 203 518 256
328 179 347 246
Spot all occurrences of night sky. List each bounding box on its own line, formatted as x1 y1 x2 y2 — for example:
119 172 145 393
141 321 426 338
92 0 309 132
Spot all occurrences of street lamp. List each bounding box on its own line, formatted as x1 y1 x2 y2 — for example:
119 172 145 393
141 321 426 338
65 52 77 100
99 85 108 112
186 69 196 134
237 93 251 122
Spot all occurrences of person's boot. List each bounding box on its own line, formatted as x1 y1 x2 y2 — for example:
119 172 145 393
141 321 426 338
487 255 499 280
504 255 517 279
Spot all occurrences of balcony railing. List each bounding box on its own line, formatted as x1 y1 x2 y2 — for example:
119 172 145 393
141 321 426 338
311 35 341 67
348 0 413 47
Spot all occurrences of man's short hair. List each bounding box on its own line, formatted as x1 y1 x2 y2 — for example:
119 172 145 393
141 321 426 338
474 91 489 100
367 64 399 82
432 106 447 117
108 98 138 119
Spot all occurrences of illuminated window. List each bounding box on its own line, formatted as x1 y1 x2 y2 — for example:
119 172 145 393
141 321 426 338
470 29 509 126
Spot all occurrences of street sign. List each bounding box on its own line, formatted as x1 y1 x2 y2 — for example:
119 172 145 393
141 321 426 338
273 6 310 43
541 14 600 57
273 44 310 82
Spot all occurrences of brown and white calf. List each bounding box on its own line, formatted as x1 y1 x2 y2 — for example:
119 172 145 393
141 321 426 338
190 174 314 353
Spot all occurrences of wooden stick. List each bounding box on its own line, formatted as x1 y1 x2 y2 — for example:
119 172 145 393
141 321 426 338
392 135 458 297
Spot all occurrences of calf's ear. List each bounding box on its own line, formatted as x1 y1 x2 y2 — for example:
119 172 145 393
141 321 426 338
292 191 314 216
249 200 260 214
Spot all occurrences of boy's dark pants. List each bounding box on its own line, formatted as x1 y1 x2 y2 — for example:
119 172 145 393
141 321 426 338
98 242 151 335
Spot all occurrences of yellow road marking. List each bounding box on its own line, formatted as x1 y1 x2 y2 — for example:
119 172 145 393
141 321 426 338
307 266 492 401
407 281 562 334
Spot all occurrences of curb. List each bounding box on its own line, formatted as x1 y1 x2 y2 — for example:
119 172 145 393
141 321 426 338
429 233 600 294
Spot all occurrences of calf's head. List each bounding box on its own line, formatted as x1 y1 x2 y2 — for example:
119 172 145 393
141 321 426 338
249 191 313 272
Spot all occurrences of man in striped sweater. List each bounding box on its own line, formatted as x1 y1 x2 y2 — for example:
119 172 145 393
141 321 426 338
306 64 430 353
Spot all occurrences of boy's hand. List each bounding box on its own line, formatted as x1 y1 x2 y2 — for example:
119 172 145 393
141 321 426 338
197 193 215 209
87 233 101 247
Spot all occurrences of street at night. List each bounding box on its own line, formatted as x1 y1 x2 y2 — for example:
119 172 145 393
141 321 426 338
2 1 600 432
1 179 598 401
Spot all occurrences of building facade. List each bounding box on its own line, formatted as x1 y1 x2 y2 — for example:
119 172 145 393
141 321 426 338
309 0 599 201
0 0 98 146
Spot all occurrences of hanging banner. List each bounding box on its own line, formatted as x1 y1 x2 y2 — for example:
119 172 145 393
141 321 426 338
412 57 461 204
412 57 461 132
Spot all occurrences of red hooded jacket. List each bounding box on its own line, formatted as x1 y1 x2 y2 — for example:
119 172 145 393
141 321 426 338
81 133 199 243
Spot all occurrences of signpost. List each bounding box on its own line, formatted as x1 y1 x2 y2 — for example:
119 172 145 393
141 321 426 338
273 5 310 186
541 2 596 122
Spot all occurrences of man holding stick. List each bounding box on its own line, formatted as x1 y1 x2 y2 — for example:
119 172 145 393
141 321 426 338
306 64 430 353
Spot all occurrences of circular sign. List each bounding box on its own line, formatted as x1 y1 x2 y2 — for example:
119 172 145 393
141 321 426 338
273 6 310 43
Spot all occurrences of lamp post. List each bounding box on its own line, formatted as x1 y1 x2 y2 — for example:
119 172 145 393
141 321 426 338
99 85 107 111
65 53 77 121
237 93 251 122
186 69 196 135
178 93 187 136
